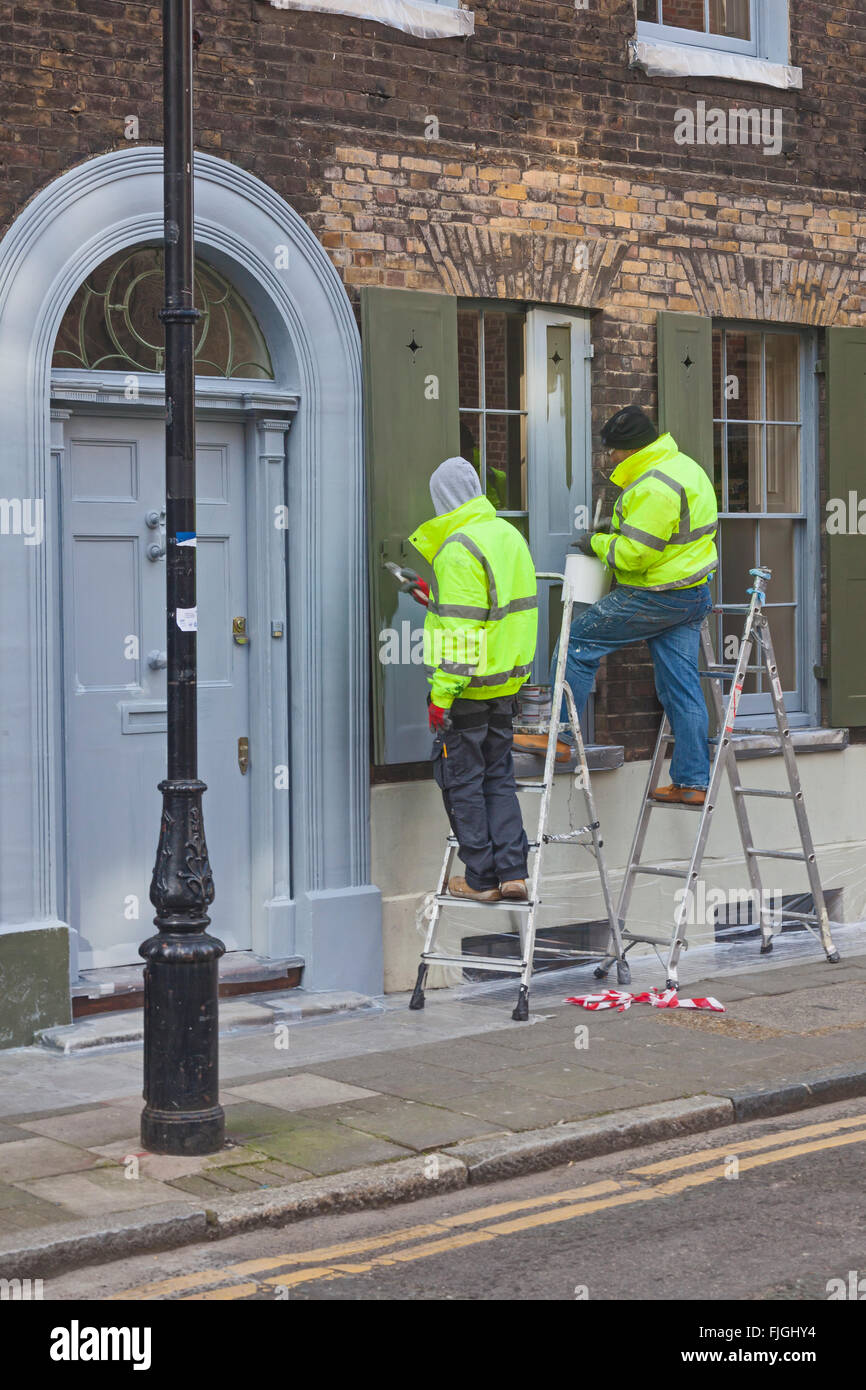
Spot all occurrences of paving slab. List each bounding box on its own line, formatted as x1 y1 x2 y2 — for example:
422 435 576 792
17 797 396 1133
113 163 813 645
13 1169 181 1217
86 1139 270 1182
0 1137 103 1184
315 1095 503 1150
20 1101 144 1148
252 1117 412 1175
224 1072 381 1111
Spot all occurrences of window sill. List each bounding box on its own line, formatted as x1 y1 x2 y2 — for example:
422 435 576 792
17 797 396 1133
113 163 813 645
268 0 474 39
713 727 849 758
629 37 802 91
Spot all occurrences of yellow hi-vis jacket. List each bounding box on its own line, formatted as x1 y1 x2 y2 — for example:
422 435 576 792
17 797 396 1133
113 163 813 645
591 433 718 590
408 495 538 709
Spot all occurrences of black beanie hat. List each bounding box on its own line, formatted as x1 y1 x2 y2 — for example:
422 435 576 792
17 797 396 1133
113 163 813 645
600 406 658 450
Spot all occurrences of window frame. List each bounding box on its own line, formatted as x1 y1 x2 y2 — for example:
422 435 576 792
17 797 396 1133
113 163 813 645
456 299 529 526
636 0 792 66
711 321 820 730
638 0 757 57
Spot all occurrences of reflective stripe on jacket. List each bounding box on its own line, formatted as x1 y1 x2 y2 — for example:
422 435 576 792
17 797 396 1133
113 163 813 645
591 433 718 590
408 495 538 708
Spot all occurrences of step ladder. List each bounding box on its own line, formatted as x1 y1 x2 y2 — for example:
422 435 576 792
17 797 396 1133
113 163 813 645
409 570 629 1023
594 566 840 990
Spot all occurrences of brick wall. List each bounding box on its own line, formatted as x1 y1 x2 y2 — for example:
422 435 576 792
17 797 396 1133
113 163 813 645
2 0 864 760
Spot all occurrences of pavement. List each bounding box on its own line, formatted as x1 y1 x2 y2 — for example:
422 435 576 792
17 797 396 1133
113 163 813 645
0 931 865 1277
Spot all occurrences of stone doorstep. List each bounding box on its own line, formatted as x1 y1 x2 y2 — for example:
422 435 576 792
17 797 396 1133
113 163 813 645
37 990 381 1055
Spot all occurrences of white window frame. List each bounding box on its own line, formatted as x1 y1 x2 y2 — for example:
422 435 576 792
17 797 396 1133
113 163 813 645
639 0 758 58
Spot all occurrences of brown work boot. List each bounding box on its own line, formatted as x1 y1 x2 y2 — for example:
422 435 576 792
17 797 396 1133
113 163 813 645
500 880 528 901
653 784 707 806
513 733 572 763
448 876 501 902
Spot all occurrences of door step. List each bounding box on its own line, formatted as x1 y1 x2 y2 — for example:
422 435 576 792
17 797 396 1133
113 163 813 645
41 987 377 1054
71 951 304 1019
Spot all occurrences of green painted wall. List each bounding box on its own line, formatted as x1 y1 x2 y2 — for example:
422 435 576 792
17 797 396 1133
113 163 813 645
0 928 70 1049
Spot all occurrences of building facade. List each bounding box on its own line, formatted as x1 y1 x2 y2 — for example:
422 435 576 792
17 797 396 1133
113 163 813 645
1 0 864 1042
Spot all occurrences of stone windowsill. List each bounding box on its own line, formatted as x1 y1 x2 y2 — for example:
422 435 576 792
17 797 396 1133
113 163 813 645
629 36 802 91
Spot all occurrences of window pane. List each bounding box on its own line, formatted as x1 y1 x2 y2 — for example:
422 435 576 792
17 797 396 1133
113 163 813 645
484 311 525 412
764 332 799 421
722 612 759 692
758 520 795 603
713 421 724 509
659 0 707 32
724 331 762 420
709 0 750 40
459 412 482 473
486 414 526 512
457 309 480 410
720 519 757 605
636 0 659 18
765 425 800 512
726 423 762 511
768 606 796 690
712 328 723 419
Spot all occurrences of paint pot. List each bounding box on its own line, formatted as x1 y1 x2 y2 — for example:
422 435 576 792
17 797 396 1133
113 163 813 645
564 552 611 607
517 684 552 721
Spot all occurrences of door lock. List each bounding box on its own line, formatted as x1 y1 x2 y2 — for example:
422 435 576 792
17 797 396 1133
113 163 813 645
232 616 249 645
145 507 166 560
237 736 249 775
147 650 168 670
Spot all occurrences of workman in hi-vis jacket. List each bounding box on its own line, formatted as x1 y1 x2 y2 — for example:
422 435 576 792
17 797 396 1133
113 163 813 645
514 406 718 806
409 457 538 903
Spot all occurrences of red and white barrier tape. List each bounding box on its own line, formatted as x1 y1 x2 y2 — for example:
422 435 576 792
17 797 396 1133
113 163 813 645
566 987 725 1013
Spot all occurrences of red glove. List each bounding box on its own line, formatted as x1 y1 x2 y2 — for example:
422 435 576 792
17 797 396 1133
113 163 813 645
428 703 448 733
412 577 430 605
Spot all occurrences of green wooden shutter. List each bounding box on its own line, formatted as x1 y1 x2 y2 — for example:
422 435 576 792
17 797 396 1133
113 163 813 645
657 311 714 480
362 288 460 764
827 326 866 728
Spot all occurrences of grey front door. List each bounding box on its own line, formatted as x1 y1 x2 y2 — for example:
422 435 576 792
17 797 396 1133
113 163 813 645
61 412 252 968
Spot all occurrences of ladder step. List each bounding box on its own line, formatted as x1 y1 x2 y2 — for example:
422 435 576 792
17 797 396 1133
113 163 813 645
745 848 808 861
434 894 534 911
734 787 795 799
423 953 525 974
646 796 706 812
516 780 547 791
629 865 691 879
544 827 595 843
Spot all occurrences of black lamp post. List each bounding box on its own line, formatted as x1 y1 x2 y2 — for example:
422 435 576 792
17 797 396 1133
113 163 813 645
140 0 225 1156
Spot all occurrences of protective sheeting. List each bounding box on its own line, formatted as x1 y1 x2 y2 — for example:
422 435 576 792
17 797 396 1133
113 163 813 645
629 37 802 91
268 0 474 40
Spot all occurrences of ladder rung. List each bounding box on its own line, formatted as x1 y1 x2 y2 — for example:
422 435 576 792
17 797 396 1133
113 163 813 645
734 787 795 799
629 865 691 879
544 827 595 843
647 796 705 812
434 894 534 911
516 780 547 791
745 848 808 861
423 953 524 973
772 908 821 923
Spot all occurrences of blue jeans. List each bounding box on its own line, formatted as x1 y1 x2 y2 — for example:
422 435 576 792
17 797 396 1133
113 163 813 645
552 582 714 789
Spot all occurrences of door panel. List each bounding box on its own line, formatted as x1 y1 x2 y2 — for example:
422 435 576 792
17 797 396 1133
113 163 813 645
62 414 251 968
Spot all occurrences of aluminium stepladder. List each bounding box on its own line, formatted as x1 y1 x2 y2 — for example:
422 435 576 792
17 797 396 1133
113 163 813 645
409 570 629 1023
594 566 840 991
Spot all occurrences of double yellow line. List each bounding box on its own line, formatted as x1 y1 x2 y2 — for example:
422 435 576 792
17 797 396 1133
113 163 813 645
114 1110 866 1300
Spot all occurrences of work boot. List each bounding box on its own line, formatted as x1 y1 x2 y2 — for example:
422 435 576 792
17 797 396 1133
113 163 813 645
500 880 528 901
653 784 706 806
513 732 571 763
448 876 501 902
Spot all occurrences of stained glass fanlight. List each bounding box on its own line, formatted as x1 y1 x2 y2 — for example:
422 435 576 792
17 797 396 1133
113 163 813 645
53 246 274 380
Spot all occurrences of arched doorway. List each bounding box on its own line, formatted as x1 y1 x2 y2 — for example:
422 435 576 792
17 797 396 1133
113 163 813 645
0 148 382 1013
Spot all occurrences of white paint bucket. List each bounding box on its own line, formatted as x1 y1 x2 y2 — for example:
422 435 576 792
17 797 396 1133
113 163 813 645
564 552 612 606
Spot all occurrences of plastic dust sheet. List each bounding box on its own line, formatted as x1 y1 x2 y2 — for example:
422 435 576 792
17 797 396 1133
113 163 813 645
416 809 866 993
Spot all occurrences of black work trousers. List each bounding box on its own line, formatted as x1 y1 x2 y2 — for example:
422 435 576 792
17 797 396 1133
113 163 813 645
431 695 529 892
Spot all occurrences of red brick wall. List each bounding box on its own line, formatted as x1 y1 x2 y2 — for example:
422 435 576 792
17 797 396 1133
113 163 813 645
2 0 864 760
